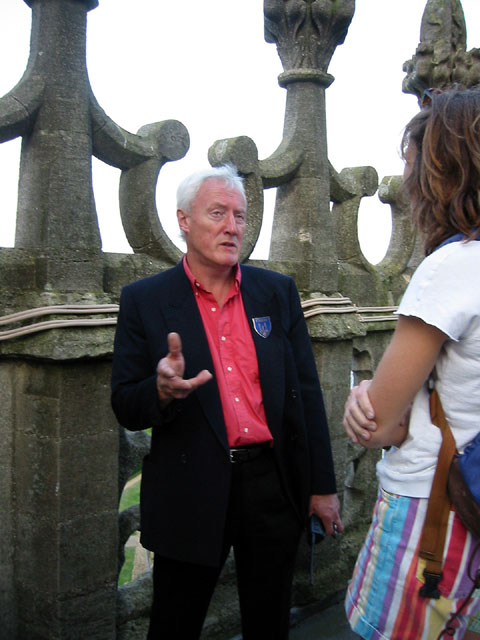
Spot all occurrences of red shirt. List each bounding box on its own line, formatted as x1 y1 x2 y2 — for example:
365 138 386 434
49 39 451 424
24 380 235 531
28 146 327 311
183 257 272 447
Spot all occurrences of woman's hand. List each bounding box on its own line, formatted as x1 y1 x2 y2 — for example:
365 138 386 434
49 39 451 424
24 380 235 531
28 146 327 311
343 380 377 444
344 380 412 447
344 317 446 449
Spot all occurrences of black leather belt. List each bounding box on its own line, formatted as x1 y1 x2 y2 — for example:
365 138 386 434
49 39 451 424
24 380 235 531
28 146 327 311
229 443 270 464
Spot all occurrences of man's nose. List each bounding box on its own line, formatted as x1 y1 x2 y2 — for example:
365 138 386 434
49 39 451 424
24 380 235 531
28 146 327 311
223 211 238 233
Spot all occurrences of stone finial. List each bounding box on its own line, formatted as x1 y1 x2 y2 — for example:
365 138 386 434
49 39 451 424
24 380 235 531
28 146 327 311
0 0 190 290
264 0 355 86
403 0 480 103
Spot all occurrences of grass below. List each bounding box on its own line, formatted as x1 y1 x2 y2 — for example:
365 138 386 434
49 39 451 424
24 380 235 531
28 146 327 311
118 547 136 587
118 473 142 586
119 473 141 511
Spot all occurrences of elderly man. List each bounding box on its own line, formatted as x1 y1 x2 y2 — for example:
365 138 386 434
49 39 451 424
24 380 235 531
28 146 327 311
111 164 342 639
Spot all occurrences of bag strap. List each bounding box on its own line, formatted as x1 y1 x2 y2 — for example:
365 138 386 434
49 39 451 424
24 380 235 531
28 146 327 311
418 385 457 598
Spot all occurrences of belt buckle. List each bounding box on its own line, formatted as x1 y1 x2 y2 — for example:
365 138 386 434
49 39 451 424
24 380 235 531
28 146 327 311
230 448 241 463
229 445 267 464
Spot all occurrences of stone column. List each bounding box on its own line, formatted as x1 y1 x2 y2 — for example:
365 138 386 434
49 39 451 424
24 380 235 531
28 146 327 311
264 0 355 292
0 1 118 637
15 0 103 291
0 317 119 639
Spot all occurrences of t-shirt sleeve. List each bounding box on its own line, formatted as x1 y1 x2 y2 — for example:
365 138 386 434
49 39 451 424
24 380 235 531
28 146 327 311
397 242 480 341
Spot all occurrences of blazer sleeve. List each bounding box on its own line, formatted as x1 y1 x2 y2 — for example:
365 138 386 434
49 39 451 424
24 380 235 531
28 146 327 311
286 278 337 495
111 285 171 430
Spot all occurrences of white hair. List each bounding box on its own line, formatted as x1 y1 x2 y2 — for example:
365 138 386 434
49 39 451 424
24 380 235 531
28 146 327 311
176 164 246 213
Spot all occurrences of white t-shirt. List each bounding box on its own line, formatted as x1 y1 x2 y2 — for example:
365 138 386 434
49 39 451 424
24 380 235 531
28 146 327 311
377 239 480 498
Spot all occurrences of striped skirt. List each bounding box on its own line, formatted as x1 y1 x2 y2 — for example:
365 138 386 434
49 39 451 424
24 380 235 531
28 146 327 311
345 488 480 640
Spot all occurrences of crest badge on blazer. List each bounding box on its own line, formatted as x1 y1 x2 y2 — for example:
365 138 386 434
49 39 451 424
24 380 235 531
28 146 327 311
252 316 271 338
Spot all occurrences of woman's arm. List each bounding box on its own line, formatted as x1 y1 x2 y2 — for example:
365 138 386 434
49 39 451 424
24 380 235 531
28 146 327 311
344 316 447 449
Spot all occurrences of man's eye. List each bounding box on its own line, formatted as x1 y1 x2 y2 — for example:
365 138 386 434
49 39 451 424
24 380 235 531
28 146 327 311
235 214 246 223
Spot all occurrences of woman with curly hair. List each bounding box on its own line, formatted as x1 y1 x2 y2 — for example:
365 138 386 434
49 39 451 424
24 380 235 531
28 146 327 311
343 86 480 639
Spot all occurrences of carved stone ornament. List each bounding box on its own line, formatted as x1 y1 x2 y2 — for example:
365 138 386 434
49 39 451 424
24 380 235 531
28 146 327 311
264 0 355 86
403 0 480 102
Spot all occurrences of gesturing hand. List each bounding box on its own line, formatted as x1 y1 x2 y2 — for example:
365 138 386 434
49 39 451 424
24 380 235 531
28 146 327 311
156 332 212 407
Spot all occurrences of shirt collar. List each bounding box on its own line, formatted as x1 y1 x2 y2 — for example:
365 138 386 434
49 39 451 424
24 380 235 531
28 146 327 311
182 256 241 294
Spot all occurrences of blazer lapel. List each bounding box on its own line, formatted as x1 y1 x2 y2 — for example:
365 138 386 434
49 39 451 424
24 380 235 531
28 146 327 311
164 264 229 452
240 269 286 439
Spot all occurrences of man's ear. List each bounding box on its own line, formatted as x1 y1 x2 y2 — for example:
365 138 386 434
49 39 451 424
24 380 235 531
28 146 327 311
177 209 189 234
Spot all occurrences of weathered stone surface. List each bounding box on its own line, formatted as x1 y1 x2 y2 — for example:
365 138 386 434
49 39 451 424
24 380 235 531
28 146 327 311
14 0 101 258
118 119 190 262
116 572 152 640
0 364 16 638
103 252 171 298
264 0 355 75
6 358 119 638
403 0 480 101
0 325 117 359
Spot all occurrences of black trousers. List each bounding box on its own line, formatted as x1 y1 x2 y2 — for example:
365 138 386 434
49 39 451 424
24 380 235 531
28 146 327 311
147 448 302 639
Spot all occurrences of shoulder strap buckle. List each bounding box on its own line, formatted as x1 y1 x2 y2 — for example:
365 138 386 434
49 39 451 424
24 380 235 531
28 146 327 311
419 569 442 599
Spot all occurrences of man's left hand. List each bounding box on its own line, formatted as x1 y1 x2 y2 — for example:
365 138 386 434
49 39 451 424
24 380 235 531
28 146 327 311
309 494 343 537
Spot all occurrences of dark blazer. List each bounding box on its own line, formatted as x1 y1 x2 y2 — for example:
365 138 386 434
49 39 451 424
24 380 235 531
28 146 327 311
111 262 336 567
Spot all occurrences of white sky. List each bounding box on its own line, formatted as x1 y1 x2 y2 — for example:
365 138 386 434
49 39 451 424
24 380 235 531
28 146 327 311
1 0 480 263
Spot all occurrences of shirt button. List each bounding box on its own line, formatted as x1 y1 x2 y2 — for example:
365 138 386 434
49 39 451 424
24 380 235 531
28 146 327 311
227 366 232 372
211 307 216 312
221 336 226 342
235 397 240 403
244 427 249 433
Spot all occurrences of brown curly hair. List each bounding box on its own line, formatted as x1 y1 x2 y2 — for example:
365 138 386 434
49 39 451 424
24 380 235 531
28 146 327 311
401 86 480 255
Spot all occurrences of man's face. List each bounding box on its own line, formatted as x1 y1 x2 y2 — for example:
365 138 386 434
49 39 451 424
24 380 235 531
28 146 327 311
178 178 246 271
